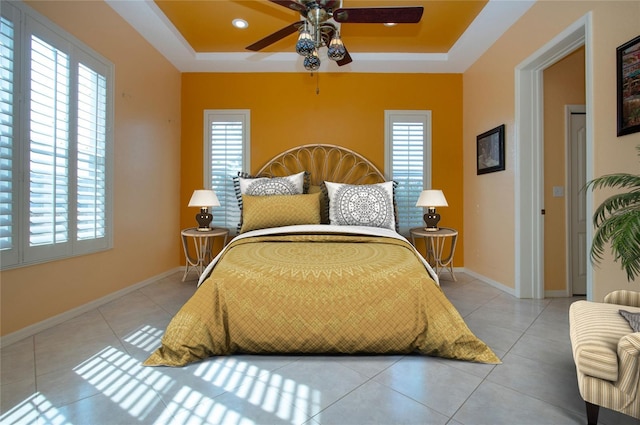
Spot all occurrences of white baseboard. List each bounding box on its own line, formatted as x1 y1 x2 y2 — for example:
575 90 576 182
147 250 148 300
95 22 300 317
545 289 571 298
460 268 517 297
0 267 182 347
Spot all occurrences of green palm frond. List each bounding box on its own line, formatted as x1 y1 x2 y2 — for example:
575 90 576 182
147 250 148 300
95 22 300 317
585 173 640 194
586 147 640 282
591 190 640 226
591 209 640 280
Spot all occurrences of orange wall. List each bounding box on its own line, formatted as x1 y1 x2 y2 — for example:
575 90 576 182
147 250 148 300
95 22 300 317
464 1 640 300
181 72 465 263
0 1 182 336
543 47 586 293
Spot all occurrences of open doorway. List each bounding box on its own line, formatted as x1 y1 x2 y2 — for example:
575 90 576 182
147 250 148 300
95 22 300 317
541 47 586 298
514 14 593 299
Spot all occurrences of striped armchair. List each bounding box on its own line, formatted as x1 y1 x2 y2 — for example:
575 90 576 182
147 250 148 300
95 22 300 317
569 290 640 424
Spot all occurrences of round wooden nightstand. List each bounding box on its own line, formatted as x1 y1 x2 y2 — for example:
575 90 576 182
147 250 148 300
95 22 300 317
181 227 229 281
410 227 458 281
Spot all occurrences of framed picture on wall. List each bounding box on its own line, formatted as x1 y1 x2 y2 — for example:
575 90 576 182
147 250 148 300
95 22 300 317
477 124 505 175
617 35 640 136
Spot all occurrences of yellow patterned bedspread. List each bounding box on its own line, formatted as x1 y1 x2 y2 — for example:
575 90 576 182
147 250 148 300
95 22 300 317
145 232 500 366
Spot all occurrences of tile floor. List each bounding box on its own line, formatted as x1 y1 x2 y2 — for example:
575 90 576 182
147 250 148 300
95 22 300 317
1 272 637 425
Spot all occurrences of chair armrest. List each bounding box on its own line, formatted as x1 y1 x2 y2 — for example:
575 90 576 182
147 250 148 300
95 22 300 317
617 332 640 397
604 290 640 307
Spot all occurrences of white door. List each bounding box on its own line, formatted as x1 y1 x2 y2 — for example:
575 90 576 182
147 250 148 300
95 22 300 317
569 107 587 295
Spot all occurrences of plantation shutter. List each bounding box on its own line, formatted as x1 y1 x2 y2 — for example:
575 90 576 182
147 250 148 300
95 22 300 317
76 63 107 241
0 15 15 260
28 34 70 249
385 111 432 235
393 121 425 228
205 110 250 231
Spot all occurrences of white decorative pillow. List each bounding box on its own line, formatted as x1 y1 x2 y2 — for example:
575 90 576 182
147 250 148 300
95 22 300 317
324 181 396 230
238 171 306 196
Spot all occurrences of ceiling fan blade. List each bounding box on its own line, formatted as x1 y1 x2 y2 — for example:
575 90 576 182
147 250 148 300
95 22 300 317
268 0 306 13
337 48 352 66
246 21 303 52
333 7 424 24
318 0 341 10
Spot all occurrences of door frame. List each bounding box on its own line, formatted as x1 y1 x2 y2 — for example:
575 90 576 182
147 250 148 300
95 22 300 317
514 14 594 299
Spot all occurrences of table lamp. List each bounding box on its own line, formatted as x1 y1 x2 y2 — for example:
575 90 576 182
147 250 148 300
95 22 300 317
188 189 220 231
415 190 448 231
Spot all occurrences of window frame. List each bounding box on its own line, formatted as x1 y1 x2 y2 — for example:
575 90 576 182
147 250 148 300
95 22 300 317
202 109 250 233
1 1 114 270
384 110 432 235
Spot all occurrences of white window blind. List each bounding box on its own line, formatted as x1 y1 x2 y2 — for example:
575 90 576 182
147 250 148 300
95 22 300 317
76 64 107 241
1 2 113 269
204 110 250 232
385 110 432 235
0 15 15 256
29 34 70 247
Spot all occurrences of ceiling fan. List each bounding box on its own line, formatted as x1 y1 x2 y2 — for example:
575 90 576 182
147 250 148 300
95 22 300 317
246 0 424 70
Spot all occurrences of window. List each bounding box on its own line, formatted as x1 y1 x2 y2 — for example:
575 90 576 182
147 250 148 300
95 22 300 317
384 110 432 235
203 110 250 232
0 10 16 262
1 2 113 269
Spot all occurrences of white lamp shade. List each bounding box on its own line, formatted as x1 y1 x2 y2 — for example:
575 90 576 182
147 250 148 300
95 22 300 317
415 190 448 208
188 190 220 208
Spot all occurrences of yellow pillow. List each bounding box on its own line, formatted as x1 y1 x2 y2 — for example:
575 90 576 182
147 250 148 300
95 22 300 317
240 192 322 233
309 185 329 224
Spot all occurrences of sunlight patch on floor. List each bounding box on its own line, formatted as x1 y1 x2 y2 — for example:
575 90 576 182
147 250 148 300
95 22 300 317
2 325 320 424
73 346 173 421
194 357 319 423
0 393 68 425
154 385 255 425
124 325 165 352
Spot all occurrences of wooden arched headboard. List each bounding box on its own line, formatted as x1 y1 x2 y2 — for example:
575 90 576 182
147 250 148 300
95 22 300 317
255 144 386 185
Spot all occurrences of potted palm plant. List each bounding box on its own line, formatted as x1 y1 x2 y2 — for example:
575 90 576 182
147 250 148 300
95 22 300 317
586 146 640 281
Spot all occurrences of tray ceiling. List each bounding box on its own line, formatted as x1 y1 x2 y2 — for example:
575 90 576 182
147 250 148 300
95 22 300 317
106 0 535 73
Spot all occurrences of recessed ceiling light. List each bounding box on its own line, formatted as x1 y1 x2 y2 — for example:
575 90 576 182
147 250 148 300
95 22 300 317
384 22 397 27
232 19 248 29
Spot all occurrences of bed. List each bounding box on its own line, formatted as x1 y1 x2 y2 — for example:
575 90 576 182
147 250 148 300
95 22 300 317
144 144 500 367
